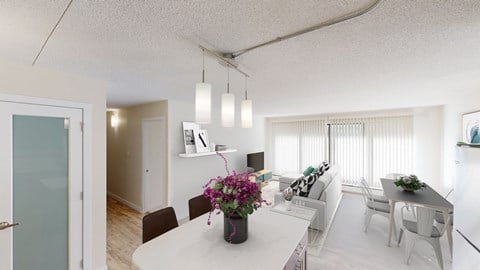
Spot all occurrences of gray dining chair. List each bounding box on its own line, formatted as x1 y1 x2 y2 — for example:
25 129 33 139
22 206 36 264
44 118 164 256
397 205 450 270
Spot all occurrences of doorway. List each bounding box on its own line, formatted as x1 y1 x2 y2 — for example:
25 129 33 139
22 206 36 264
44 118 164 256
142 117 167 213
0 100 84 270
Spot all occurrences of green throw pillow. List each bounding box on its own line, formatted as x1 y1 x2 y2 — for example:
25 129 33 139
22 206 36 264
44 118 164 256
312 167 319 174
303 166 315 176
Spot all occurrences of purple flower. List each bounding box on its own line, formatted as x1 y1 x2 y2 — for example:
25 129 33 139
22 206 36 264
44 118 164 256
203 153 270 225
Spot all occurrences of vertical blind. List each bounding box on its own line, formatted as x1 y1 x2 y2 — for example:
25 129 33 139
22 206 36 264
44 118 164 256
271 115 414 189
272 120 327 174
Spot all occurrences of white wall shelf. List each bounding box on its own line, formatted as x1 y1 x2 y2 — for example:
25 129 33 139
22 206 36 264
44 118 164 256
178 149 237 158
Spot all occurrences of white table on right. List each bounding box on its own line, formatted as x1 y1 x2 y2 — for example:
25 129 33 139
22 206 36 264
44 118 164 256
271 203 320 244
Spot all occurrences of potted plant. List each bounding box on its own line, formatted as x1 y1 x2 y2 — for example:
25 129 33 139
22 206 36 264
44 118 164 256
394 174 426 192
203 154 269 243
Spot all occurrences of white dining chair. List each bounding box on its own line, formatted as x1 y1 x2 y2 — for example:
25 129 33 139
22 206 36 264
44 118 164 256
434 188 454 257
397 205 450 270
360 184 397 239
360 178 389 203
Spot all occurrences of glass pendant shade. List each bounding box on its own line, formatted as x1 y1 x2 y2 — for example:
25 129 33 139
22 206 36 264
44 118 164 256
241 99 253 128
221 93 235 127
195 82 212 124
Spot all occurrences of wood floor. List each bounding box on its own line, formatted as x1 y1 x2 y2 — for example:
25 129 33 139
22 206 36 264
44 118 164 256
107 196 143 270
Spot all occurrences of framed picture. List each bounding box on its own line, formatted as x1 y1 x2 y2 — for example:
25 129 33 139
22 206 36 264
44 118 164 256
462 111 480 144
183 122 201 154
194 129 210 153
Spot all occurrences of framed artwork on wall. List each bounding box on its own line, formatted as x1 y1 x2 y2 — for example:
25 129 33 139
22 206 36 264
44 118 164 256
194 129 210 153
183 122 200 154
463 111 480 144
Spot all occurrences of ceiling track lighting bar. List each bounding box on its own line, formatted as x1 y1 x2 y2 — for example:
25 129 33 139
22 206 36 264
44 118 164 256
227 0 381 59
32 0 74 66
199 45 250 78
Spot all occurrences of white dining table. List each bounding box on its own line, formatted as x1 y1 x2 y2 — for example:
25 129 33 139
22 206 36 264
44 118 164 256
132 208 310 270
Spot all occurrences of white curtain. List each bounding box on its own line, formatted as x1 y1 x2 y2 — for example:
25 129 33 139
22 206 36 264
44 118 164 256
271 115 414 189
271 120 327 174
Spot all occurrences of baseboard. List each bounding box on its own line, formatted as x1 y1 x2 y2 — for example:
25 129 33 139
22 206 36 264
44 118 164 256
107 191 144 213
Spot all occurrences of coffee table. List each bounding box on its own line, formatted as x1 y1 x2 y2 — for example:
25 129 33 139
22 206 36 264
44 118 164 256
271 203 319 244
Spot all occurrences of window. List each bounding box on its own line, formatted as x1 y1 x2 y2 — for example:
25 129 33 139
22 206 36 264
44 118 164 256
271 120 327 174
270 115 413 189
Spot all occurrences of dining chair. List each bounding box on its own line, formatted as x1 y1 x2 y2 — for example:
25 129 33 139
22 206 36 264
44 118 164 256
188 194 212 220
360 178 389 203
397 205 450 270
434 189 453 225
142 207 179 243
434 188 454 257
360 184 397 239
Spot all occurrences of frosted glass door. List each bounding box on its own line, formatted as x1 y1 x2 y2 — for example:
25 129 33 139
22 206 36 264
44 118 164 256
13 116 69 269
0 102 83 270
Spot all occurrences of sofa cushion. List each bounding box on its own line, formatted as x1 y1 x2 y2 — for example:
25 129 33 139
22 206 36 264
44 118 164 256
325 165 338 180
308 174 330 200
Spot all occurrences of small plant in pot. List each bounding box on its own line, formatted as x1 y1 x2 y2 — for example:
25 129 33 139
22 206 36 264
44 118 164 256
394 174 426 192
203 153 269 244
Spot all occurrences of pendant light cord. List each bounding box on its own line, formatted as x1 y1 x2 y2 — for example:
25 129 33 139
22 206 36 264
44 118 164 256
202 49 205 83
226 64 230 93
244 76 248 100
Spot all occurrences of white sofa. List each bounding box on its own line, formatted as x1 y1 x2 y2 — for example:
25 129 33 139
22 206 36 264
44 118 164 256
274 166 342 231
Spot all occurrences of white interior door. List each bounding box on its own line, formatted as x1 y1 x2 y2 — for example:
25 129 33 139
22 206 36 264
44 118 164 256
0 101 83 270
143 118 167 212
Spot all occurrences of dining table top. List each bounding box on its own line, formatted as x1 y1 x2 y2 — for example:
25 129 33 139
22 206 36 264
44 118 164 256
132 207 310 270
380 178 453 210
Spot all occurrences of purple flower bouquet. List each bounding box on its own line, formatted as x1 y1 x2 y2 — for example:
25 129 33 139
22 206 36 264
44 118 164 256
203 153 269 243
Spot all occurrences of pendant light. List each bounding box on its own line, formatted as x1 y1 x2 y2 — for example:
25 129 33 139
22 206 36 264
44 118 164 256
241 76 253 128
195 49 211 124
221 64 235 127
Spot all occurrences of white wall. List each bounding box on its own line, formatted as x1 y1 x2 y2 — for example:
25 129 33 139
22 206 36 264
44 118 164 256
442 89 480 197
0 61 107 270
168 99 265 220
413 106 444 191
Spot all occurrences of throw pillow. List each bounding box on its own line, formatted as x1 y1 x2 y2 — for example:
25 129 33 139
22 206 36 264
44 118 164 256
322 161 331 171
298 172 321 197
289 176 303 193
303 166 315 176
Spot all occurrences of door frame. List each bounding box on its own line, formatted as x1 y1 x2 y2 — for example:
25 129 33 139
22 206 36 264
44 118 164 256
141 116 167 213
0 94 93 269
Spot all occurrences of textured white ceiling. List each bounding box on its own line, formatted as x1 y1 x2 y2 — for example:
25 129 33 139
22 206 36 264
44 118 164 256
1 0 480 116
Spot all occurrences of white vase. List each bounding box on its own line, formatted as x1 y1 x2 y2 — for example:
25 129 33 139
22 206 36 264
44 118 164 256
285 200 292 211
